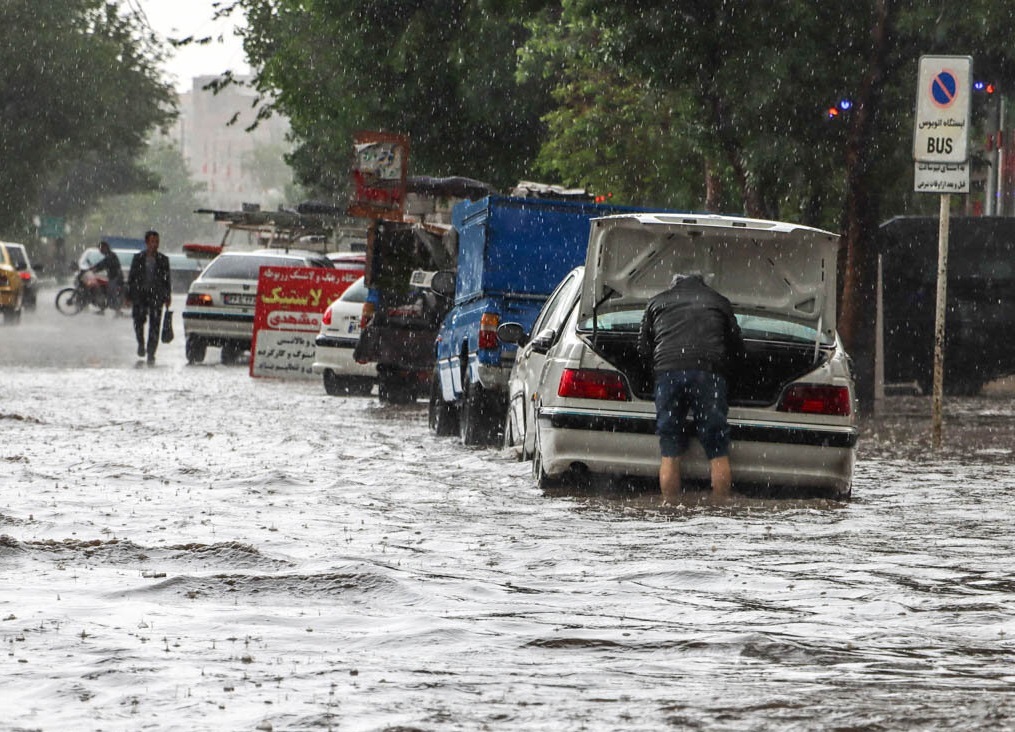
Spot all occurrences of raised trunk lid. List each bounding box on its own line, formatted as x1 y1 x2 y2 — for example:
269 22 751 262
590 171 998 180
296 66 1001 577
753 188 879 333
580 214 840 340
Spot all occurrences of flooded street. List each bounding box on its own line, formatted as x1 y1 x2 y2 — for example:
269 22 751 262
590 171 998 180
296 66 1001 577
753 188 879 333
3 291 1015 731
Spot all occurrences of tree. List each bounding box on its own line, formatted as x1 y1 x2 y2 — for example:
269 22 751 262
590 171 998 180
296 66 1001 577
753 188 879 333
235 0 554 197
523 0 1015 409
81 141 220 248
0 0 176 235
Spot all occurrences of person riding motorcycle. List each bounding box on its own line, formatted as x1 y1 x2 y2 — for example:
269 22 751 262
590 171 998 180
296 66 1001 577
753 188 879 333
89 241 124 314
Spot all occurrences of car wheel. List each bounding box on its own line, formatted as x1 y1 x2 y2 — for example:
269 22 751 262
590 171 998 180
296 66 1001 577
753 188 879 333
2 306 19 325
503 406 525 461
323 369 345 396
55 288 82 315
459 380 499 446
428 368 458 436
185 335 207 364
531 426 560 490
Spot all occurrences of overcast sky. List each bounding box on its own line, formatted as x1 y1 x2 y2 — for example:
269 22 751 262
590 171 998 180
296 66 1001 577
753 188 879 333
126 0 251 92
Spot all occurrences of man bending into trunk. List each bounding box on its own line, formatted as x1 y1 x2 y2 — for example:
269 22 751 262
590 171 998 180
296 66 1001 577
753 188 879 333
638 272 745 503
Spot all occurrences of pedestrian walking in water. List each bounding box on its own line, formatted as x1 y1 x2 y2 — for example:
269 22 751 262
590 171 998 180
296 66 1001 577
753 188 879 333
638 272 746 503
127 230 172 364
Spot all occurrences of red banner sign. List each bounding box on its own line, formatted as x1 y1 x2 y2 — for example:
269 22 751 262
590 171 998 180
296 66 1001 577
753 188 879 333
250 266 360 378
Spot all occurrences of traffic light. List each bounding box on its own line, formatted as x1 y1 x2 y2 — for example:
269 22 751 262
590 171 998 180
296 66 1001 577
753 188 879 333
974 80 996 95
826 98 852 120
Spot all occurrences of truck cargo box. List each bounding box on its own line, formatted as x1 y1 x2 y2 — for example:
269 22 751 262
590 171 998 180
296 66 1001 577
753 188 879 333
453 196 648 303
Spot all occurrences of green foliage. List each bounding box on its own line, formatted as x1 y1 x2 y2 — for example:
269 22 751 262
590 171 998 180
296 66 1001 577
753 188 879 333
237 0 554 195
80 141 219 249
0 0 175 235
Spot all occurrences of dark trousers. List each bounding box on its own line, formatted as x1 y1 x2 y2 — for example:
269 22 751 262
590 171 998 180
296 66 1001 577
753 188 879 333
132 298 163 357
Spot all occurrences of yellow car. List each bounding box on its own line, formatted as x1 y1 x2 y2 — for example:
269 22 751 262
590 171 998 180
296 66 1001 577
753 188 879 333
0 241 25 324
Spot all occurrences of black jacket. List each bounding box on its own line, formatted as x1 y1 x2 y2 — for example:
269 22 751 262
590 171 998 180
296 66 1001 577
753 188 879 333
93 252 123 282
637 275 746 378
127 251 172 304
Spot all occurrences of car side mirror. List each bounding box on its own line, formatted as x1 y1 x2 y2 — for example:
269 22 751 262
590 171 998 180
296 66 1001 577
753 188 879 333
529 328 557 354
430 270 457 298
497 322 528 347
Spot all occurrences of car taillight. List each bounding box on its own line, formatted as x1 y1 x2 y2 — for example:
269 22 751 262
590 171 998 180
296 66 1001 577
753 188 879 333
558 368 629 401
360 302 375 330
479 312 499 349
322 307 333 326
777 384 851 416
186 293 213 306
18 271 31 280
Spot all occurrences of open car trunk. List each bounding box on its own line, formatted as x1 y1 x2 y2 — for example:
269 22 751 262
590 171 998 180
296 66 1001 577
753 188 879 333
585 331 831 406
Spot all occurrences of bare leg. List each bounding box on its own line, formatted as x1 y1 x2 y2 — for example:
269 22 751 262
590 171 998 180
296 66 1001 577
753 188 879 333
659 456 682 503
709 456 732 499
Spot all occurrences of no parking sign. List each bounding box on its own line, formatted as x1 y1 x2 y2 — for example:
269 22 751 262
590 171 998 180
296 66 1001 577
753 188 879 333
913 55 972 164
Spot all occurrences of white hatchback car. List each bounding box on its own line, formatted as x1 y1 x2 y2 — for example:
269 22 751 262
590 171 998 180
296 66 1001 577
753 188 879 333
499 213 857 499
312 276 376 395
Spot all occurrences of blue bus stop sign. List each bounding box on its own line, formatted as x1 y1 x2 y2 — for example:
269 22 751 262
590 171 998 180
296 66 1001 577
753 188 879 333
913 55 972 164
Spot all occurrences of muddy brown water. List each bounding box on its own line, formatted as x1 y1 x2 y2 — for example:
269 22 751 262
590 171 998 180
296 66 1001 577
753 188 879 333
2 293 1014 730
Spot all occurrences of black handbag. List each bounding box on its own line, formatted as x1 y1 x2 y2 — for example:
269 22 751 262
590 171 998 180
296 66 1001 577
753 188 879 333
161 309 175 343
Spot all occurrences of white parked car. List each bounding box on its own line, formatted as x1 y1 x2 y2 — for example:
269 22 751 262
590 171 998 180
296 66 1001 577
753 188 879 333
182 249 335 364
312 276 375 395
499 213 857 499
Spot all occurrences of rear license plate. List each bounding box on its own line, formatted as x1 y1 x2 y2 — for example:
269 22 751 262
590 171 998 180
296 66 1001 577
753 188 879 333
224 293 256 306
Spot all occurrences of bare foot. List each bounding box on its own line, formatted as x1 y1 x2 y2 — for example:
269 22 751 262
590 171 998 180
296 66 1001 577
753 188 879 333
709 489 731 504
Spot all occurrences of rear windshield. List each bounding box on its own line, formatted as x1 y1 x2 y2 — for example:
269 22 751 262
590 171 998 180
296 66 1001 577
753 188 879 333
168 254 204 272
5 245 28 269
203 254 322 280
579 308 832 345
339 278 368 303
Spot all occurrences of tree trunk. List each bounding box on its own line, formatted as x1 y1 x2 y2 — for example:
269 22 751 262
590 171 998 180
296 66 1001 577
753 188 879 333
704 159 723 212
839 0 894 415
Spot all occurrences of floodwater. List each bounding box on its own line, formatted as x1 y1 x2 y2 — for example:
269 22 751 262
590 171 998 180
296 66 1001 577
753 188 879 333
2 290 1015 731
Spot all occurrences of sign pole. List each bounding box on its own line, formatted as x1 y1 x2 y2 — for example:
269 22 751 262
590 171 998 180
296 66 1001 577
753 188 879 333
931 193 950 448
913 55 971 448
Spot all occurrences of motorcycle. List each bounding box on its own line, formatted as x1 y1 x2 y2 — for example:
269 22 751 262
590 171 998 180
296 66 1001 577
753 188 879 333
55 268 110 315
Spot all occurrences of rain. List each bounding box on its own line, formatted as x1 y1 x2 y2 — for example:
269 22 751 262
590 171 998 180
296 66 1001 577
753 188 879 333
4 1 1015 730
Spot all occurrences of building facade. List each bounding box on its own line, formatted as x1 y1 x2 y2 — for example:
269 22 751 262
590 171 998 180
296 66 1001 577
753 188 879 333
174 76 291 211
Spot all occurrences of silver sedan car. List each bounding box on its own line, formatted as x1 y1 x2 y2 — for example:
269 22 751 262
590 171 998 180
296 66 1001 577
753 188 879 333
500 213 857 499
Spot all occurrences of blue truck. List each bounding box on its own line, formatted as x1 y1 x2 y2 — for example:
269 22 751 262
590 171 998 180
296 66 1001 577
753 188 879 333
428 195 654 445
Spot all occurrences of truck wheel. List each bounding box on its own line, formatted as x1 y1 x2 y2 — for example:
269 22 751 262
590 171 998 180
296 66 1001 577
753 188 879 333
378 370 415 404
351 379 374 397
185 335 207 364
428 369 458 436
459 381 498 446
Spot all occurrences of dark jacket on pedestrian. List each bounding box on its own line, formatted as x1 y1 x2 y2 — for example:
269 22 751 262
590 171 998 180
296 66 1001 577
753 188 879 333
92 252 123 283
638 274 746 379
127 250 172 304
